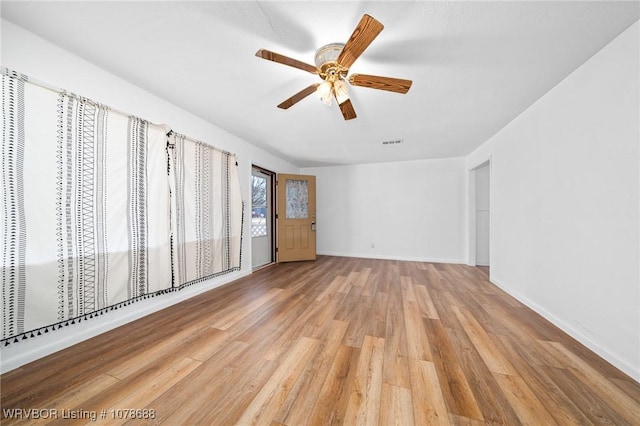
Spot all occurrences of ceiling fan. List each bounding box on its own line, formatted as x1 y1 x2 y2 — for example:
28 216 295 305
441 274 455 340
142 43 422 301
255 14 412 120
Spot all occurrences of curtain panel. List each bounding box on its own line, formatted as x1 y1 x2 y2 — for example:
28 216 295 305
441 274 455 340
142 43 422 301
1 70 172 342
168 133 242 287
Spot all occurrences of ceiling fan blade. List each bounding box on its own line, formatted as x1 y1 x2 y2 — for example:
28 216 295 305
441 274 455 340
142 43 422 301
338 98 357 120
256 49 318 74
277 84 320 109
348 74 412 94
336 14 384 69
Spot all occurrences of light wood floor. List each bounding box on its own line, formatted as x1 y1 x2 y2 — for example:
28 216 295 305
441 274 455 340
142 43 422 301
1 256 639 425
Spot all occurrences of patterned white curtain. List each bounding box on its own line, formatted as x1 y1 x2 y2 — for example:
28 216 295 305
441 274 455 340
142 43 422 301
168 133 243 287
1 70 172 342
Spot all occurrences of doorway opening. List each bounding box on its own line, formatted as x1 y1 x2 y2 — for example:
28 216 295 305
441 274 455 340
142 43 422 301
475 162 490 267
468 159 491 271
251 166 276 270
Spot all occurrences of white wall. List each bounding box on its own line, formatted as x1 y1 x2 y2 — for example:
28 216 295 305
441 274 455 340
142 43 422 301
0 20 299 373
302 157 466 263
467 21 639 380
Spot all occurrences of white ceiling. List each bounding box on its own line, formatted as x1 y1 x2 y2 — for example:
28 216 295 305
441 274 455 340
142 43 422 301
2 1 639 167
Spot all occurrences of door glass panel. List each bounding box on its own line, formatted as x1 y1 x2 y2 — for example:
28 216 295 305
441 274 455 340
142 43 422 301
251 175 267 237
285 179 308 219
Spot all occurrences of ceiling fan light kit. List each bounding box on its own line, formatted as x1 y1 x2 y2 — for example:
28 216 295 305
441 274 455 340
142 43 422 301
317 81 333 106
315 42 349 107
255 14 412 120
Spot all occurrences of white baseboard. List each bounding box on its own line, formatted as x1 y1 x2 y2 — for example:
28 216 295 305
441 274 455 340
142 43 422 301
489 276 639 382
317 251 465 264
0 270 251 374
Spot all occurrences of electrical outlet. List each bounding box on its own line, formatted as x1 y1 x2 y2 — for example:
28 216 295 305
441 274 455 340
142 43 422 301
371 242 375 248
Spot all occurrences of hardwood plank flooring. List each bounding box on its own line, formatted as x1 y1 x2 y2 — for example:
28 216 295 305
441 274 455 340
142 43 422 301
1 256 639 425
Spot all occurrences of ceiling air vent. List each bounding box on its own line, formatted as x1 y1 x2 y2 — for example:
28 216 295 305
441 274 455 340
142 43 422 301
382 139 403 145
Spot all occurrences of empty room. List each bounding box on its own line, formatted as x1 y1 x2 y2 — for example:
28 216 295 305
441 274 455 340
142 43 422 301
1 1 639 425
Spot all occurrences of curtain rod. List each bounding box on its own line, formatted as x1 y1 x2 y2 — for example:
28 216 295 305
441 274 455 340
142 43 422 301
167 131 237 160
2 66 237 159
1 66 158 127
